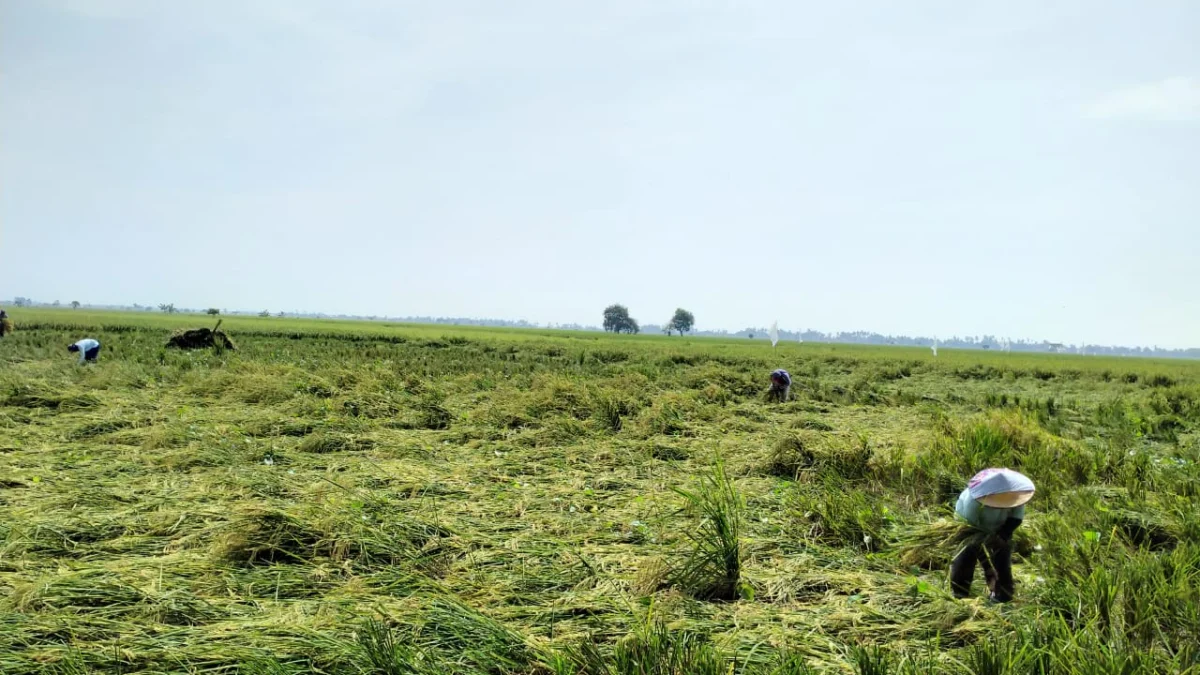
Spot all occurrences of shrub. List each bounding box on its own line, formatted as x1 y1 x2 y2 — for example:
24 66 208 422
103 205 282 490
1146 374 1177 388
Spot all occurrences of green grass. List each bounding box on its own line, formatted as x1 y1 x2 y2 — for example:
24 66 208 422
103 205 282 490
1 308 1198 673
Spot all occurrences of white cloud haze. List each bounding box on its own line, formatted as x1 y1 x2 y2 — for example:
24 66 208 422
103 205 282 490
1 0 1198 347
1087 77 1200 121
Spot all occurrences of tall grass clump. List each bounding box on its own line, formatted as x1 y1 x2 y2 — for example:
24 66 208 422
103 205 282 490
358 620 441 675
413 389 452 430
765 432 872 481
413 597 541 673
590 389 639 433
792 477 895 552
556 616 726 675
764 433 817 478
668 460 746 601
553 616 819 675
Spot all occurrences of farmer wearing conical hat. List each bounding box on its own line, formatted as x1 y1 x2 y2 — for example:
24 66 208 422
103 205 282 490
949 468 1035 602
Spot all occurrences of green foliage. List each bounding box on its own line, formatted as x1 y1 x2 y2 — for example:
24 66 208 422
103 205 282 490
413 389 452 430
603 304 640 334
765 432 871 481
557 616 726 675
297 432 375 453
669 460 745 600
765 433 816 478
792 478 894 552
667 308 695 336
1 308 1198 674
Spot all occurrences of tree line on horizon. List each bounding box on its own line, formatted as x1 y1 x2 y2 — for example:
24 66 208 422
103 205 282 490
5 297 1196 359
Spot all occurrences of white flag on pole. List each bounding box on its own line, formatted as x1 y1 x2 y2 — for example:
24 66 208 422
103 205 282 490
769 321 779 348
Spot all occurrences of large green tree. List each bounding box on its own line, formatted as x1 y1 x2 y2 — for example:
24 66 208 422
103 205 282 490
602 304 640 334
668 308 695 336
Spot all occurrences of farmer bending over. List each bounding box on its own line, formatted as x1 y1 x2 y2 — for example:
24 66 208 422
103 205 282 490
768 369 791 402
0 310 11 337
68 338 102 364
950 468 1035 602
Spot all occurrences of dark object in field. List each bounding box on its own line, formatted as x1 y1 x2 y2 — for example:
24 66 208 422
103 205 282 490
0 310 12 337
951 533 1015 601
167 320 236 351
767 368 791 402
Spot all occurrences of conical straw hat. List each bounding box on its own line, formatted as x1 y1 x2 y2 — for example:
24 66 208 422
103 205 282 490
979 490 1034 508
968 468 1035 508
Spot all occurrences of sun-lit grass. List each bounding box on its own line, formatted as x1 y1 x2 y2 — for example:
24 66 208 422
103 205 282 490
0 309 1198 673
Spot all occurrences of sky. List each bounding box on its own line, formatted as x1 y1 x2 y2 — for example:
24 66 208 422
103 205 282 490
2 1 1198 348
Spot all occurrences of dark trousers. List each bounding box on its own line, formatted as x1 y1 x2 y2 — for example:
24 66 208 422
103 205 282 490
84 346 101 362
950 535 1014 601
768 383 790 402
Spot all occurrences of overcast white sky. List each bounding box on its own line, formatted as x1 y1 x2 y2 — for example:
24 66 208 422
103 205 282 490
2 1 1198 347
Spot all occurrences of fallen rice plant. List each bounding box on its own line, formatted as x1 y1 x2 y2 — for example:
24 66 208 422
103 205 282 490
0 308 1197 674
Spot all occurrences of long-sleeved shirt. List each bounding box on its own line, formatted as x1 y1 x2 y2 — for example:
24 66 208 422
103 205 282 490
73 338 99 363
955 488 1024 535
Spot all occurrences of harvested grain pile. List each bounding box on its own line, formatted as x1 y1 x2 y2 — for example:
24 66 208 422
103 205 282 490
896 519 1035 569
166 320 236 350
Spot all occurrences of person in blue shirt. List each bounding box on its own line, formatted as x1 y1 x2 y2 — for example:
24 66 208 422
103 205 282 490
949 468 1035 602
768 369 791 402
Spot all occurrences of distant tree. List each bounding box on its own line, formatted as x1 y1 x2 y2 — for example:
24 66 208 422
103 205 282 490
603 304 639 334
13 297 30 307
277 311 286 318
71 301 81 309
668 308 694 336
206 308 220 316
604 303 633 331
258 310 270 318
52 300 61 307
159 303 176 314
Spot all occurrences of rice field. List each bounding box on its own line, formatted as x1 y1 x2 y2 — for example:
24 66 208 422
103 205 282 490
1 309 1198 674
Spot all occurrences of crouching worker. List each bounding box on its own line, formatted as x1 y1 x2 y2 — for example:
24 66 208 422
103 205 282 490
768 369 791 402
68 338 102 364
950 468 1035 602
0 310 11 337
